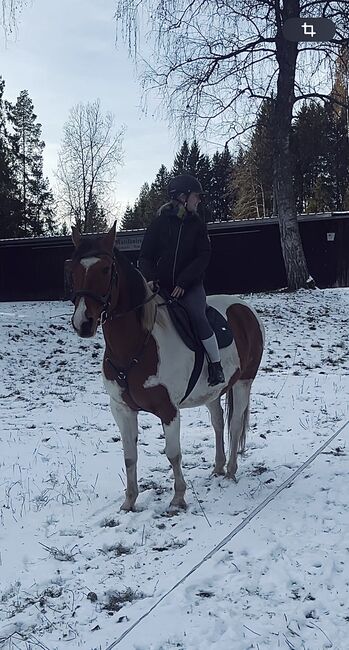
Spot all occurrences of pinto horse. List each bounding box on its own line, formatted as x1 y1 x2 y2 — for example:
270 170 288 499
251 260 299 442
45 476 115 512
70 223 264 512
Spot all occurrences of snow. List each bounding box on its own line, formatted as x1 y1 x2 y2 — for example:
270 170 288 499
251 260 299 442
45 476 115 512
0 289 348 650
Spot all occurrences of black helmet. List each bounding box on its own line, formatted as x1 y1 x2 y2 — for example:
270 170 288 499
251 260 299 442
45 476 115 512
167 174 204 199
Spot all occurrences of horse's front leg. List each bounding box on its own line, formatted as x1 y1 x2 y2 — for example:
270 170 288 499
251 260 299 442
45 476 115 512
162 409 187 511
110 398 139 511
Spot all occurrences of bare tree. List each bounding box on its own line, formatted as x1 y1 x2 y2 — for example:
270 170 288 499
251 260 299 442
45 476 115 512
115 0 349 289
56 99 125 232
1 0 28 37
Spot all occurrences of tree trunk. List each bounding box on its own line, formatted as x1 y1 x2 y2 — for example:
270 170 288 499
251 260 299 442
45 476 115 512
273 0 314 290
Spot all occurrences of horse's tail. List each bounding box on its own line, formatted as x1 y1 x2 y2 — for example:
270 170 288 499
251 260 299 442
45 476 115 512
239 396 250 454
225 382 250 455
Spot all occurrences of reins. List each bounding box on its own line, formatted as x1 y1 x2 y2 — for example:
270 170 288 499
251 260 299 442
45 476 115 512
71 251 160 324
102 289 159 325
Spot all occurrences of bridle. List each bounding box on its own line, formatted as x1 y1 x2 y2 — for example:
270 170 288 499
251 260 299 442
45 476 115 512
72 250 158 325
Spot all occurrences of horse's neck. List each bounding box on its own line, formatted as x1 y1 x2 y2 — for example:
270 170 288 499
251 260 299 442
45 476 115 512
103 283 145 365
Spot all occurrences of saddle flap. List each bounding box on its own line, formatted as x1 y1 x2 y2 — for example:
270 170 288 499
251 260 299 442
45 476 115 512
159 289 233 352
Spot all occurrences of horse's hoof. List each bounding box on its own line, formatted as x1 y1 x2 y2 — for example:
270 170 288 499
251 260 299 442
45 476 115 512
212 466 225 477
168 497 187 513
225 472 238 483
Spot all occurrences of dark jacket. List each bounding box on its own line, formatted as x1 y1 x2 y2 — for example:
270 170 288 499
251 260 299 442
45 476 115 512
138 202 211 291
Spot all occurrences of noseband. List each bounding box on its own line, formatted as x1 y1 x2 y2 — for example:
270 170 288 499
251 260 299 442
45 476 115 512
72 250 158 324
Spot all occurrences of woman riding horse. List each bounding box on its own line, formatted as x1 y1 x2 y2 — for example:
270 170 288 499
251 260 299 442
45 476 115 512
138 174 225 387
70 219 264 512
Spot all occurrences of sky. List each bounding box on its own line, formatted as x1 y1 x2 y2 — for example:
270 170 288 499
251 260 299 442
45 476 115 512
0 0 190 216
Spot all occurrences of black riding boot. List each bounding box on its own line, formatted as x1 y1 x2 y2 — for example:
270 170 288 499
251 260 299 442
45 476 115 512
208 361 225 386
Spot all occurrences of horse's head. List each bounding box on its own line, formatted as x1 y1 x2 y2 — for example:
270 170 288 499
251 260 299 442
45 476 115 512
70 223 118 338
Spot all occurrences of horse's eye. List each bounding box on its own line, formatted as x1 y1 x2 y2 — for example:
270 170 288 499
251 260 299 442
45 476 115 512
102 266 110 275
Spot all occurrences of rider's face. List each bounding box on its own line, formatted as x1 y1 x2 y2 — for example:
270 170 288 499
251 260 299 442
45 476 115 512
186 192 201 212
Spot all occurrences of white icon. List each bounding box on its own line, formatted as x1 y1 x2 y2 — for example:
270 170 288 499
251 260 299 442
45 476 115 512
302 22 316 37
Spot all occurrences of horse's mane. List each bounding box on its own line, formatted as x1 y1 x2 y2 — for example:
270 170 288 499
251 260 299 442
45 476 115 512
113 247 166 331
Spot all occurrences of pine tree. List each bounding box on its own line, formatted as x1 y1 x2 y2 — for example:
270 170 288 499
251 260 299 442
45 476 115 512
232 100 275 220
60 221 69 236
323 102 349 210
172 139 213 222
171 140 190 175
187 139 201 175
120 204 137 229
249 99 274 217
0 76 21 238
132 182 151 227
210 145 235 221
233 148 262 219
331 43 349 129
329 46 349 208
291 101 337 213
85 194 109 233
197 153 212 222
7 89 55 236
146 164 170 218
120 141 238 229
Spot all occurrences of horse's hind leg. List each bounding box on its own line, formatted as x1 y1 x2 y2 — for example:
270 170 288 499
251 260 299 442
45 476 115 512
162 410 187 510
226 379 252 480
206 397 226 475
110 398 139 511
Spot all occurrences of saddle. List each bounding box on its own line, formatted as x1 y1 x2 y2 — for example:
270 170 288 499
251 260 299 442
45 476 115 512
158 289 233 403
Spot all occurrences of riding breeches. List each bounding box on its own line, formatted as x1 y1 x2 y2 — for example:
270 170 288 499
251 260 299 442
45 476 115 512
178 282 213 340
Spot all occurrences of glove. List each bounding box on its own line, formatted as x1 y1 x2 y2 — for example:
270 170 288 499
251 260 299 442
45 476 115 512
148 280 160 293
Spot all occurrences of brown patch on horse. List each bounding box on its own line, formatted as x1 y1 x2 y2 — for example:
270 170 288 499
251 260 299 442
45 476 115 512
219 367 241 399
103 333 177 425
226 304 264 380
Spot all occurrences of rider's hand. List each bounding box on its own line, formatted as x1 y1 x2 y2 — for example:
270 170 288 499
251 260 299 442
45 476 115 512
148 280 160 292
171 286 185 298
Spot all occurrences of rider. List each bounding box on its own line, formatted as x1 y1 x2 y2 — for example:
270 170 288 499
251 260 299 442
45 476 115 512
138 173 225 386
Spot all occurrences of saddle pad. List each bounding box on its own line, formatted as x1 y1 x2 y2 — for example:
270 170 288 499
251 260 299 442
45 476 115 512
158 290 233 403
206 305 234 349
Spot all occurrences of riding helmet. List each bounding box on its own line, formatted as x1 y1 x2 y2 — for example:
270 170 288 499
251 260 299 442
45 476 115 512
167 174 204 199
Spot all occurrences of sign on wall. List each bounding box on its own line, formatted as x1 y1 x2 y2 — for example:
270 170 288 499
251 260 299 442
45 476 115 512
117 234 144 251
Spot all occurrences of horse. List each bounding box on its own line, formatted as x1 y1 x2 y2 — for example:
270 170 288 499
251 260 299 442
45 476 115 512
69 223 265 512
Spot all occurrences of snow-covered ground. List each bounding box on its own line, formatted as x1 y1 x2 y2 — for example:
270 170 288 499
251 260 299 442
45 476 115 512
0 288 348 650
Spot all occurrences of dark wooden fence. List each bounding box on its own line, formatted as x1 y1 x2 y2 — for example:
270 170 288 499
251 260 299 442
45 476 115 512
0 212 348 301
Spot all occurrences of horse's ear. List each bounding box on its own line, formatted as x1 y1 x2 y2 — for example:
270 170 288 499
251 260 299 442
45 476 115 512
72 226 81 248
101 222 116 253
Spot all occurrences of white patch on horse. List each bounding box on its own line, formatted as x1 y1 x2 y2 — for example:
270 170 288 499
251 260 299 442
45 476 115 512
99 288 264 508
80 257 100 269
72 258 100 330
72 296 88 330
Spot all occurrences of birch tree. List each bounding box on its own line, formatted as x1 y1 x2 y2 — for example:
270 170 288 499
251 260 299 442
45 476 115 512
1 0 27 37
56 99 124 232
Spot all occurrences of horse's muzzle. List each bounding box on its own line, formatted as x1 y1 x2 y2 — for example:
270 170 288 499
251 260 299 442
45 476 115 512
80 318 95 338
72 315 95 338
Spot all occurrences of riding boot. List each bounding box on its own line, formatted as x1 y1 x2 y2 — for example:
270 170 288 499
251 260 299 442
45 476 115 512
208 361 225 386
